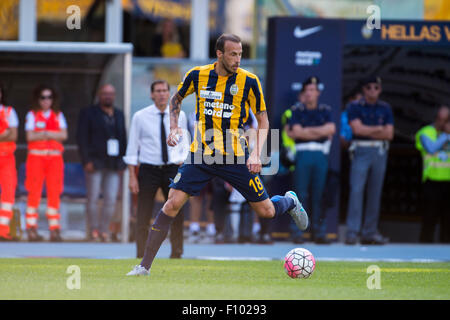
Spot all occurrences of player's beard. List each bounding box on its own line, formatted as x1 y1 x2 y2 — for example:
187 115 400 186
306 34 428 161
221 59 237 75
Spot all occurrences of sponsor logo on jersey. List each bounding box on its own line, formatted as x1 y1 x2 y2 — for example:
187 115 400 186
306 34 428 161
203 101 235 110
200 90 222 100
203 108 233 118
203 101 236 118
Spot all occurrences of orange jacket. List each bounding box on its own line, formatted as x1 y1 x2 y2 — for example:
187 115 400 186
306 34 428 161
0 106 16 154
28 110 64 152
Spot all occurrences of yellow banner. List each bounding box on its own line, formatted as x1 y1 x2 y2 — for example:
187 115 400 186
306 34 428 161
136 0 191 21
424 0 450 20
0 0 19 40
37 0 96 21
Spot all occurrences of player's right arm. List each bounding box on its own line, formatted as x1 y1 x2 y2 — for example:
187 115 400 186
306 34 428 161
167 92 185 147
169 92 184 131
167 68 196 146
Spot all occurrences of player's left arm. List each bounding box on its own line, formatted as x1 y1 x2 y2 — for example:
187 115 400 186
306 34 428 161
247 110 269 174
253 110 269 157
247 76 268 174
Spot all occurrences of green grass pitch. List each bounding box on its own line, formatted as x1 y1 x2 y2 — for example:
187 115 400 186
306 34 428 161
0 258 449 299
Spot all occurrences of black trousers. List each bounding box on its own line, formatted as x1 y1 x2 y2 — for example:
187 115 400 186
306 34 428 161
136 164 184 258
420 180 450 243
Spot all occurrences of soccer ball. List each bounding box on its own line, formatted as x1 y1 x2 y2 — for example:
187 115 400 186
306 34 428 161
284 248 316 279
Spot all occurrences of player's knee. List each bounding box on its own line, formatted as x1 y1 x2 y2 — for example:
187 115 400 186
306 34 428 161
256 203 275 219
163 197 185 217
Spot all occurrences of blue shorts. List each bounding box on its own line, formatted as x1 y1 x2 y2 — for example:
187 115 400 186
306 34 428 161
169 154 269 203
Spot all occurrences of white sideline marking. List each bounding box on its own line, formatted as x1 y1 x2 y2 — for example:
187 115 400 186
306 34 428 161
196 256 273 261
315 257 444 263
192 256 446 263
0 254 446 262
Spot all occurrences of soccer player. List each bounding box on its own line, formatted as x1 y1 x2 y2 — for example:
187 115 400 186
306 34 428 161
127 34 308 276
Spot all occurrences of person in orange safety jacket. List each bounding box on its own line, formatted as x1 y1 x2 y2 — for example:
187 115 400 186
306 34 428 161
24 85 68 242
0 83 19 241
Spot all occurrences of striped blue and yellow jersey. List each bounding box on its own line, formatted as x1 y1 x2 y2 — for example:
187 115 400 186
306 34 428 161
177 63 266 157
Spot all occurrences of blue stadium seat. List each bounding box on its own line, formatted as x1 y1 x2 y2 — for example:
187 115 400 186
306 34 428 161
63 163 86 198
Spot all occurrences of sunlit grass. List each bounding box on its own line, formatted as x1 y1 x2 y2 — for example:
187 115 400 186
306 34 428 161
0 258 449 300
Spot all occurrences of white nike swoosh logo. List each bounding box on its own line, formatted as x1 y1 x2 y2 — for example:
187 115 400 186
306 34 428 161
293 25 323 38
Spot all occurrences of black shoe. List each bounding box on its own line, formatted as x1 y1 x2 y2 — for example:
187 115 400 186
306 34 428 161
50 229 63 242
360 233 389 245
27 228 44 242
345 237 358 245
293 237 304 244
314 236 331 244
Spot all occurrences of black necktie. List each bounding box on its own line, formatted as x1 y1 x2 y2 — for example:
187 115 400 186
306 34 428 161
160 112 168 164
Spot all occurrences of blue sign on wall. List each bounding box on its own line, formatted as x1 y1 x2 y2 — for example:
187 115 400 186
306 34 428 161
266 17 344 239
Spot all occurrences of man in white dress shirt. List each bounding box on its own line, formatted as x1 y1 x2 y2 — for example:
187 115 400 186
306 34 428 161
124 80 189 259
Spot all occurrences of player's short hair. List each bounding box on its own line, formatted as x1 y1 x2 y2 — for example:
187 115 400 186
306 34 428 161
151 80 170 92
215 34 241 53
